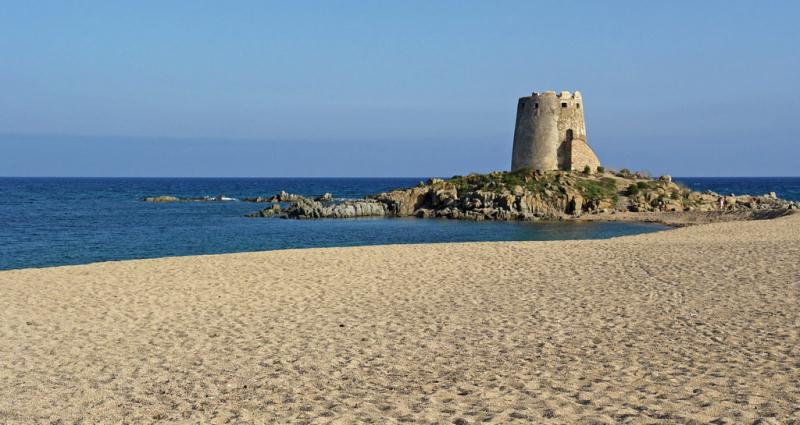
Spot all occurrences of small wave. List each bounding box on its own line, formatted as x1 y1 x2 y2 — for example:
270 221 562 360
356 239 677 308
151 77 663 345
201 195 239 202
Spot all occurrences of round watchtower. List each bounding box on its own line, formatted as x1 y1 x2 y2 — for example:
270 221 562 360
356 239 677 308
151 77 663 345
511 90 593 172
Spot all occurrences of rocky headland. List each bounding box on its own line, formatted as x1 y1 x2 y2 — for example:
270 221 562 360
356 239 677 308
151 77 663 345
241 169 797 226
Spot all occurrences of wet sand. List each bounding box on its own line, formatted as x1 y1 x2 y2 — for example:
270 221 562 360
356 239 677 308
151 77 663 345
1 214 798 424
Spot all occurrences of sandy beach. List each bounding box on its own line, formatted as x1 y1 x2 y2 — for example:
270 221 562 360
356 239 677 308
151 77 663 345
1 214 798 424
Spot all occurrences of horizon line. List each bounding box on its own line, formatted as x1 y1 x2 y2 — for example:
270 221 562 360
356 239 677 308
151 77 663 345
2 175 800 179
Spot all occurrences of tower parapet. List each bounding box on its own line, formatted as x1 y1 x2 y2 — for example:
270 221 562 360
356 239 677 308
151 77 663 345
511 89 599 172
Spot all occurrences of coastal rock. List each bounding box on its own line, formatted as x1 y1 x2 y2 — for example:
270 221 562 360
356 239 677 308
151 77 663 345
143 195 180 203
662 200 683 212
283 198 388 219
430 186 458 208
373 186 430 216
315 193 334 202
269 191 306 203
567 193 583 215
498 194 517 212
416 208 433 218
243 169 795 224
246 204 283 218
241 196 271 203
143 194 237 202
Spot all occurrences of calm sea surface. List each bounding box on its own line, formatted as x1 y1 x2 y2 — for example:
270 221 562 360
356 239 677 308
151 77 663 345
1 177 797 270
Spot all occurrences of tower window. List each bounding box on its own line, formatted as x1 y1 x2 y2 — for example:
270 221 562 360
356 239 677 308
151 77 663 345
534 103 539 109
561 102 567 108
520 103 524 111
576 103 580 109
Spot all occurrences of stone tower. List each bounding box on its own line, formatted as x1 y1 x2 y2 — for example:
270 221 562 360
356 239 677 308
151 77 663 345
511 90 600 172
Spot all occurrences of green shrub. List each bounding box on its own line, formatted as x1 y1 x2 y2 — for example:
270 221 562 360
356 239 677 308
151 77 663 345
616 168 633 178
583 165 591 174
597 166 605 173
627 181 652 196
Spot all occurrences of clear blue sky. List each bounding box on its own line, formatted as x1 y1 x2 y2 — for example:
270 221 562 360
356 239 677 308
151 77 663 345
1 1 797 177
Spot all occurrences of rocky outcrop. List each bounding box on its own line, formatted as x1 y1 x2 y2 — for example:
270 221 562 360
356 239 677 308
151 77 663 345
283 198 387 219
247 204 283 217
244 193 387 219
243 170 798 223
268 191 306 203
143 195 181 203
143 195 235 202
315 193 333 202
240 196 271 203
372 186 431 216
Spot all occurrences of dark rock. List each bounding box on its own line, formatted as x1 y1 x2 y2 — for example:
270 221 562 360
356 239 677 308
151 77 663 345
416 209 433 218
241 196 271 203
509 411 529 420
315 193 333 202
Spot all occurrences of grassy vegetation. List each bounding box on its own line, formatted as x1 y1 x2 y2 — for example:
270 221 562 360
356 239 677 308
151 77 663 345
411 168 705 214
448 170 627 205
447 168 563 194
577 177 618 202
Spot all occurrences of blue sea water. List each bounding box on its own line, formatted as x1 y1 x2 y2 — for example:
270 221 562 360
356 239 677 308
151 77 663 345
0 177 797 271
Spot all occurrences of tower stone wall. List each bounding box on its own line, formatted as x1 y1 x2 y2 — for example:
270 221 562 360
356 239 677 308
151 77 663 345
511 90 599 172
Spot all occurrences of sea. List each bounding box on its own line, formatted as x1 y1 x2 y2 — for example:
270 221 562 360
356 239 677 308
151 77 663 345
1 177 798 271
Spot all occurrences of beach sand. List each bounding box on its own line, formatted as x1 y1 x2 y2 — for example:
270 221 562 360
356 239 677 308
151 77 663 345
1 214 798 424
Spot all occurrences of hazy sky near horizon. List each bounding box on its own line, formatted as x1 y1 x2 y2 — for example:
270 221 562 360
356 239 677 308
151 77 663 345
1 1 798 177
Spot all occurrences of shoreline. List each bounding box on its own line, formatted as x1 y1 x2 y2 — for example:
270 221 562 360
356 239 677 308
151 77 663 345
2 211 794 272
1 217 677 273
2 214 798 423
571 208 797 227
